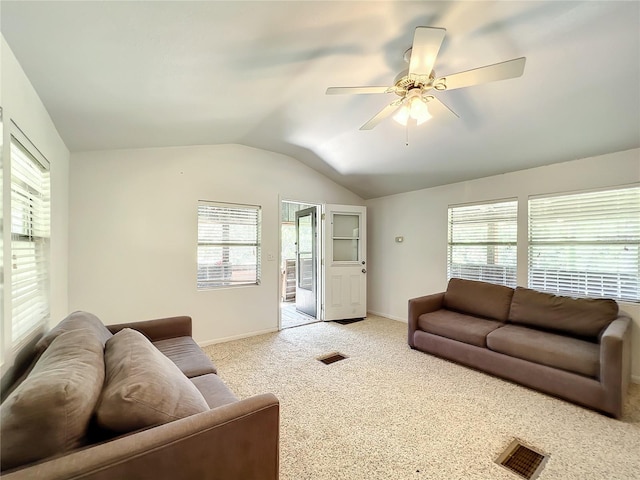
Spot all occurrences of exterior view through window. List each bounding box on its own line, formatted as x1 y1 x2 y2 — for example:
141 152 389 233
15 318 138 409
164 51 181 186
529 186 639 303
197 201 261 289
447 200 517 287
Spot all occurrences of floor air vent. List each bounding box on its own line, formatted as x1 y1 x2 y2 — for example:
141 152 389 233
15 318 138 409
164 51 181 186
317 352 348 365
496 439 548 480
333 318 364 325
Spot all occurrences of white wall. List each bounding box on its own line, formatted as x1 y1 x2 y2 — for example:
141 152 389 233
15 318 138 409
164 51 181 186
1 36 70 367
366 148 640 381
69 144 363 344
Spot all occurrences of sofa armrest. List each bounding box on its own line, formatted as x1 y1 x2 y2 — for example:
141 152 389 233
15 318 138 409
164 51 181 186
107 316 192 341
4 393 280 480
408 292 445 347
599 315 632 418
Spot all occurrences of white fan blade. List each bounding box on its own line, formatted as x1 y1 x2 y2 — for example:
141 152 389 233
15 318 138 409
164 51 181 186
437 57 526 91
425 96 459 119
326 86 394 95
360 100 403 130
408 27 446 79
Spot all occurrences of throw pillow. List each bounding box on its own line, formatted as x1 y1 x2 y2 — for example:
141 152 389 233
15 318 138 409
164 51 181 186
35 310 113 353
0 329 105 470
96 328 209 433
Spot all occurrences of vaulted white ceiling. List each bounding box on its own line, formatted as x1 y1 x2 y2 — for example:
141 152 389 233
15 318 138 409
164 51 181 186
2 1 639 199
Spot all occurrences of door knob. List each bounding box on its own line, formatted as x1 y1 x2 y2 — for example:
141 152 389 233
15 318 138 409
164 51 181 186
362 268 367 274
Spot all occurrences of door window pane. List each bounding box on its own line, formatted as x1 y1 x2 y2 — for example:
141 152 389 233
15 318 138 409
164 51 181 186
297 213 313 290
298 215 312 252
332 213 360 262
333 239 359 262
298 254 314 290
333 214 359 238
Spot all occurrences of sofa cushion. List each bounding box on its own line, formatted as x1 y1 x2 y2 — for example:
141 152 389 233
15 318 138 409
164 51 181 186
96 329 209 433
0 329 105 470
443 278 514 321
486 324 600 378
35 311 113 353
153 336 217 377
190 374 239 409
418 309 504 347
509 287 618 339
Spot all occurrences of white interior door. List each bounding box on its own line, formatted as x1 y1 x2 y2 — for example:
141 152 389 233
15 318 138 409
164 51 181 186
321 204 367 321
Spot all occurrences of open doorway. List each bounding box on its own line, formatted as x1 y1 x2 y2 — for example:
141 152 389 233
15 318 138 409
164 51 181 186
280 200 321 329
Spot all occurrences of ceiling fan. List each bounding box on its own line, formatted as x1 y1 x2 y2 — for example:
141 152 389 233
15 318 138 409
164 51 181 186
326 27 526 130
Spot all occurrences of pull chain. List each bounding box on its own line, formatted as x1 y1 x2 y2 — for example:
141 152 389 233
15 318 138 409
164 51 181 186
405 118 418 146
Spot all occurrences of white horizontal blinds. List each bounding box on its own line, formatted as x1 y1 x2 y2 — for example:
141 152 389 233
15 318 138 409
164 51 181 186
197 201 261 289
10 135 51 343
529 186 640 302
448 200 517 287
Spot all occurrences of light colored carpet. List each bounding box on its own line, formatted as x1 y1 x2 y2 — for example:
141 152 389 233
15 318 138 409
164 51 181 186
203 315 640 480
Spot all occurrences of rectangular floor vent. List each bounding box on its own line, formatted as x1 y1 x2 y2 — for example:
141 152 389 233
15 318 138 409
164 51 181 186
317 352 348 365
496 439 548 480
333 318 364 325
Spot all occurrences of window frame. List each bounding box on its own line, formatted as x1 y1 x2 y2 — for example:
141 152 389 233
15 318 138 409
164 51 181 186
197 200 261 290
447 198 518 288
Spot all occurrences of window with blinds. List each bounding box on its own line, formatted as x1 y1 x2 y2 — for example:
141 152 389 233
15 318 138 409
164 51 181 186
448 200 517 287
197 201 261 289
529 186 640 303
10 134 51 344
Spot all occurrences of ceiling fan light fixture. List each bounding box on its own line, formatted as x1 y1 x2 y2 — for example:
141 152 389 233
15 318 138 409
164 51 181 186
408 96 431 122
393 96 431 126
393 106 410 125
392 105 430 126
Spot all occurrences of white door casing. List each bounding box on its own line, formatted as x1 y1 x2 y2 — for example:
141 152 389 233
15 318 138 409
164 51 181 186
322 204 367 321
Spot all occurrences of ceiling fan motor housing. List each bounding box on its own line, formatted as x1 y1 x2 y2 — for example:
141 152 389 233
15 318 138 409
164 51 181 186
394 69 436 97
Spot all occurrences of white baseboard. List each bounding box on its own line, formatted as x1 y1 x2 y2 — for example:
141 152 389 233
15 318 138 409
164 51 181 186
367 310 407 323
198 327 279 348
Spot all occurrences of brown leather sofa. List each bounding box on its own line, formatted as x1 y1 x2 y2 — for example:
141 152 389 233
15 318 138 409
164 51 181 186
409 278 631 418
0 312 279 479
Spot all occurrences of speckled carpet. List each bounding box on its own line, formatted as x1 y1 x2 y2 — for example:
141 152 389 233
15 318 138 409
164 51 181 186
203 315 640 480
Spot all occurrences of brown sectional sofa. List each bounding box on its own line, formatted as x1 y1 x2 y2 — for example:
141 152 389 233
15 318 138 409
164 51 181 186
0 312 279 479
409 278 632 418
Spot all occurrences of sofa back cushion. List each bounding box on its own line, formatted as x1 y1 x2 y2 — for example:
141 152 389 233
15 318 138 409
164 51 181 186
95 328 209 433
36 311 113 353
509 287 619 338
0 329 105 471
443 278 514 321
